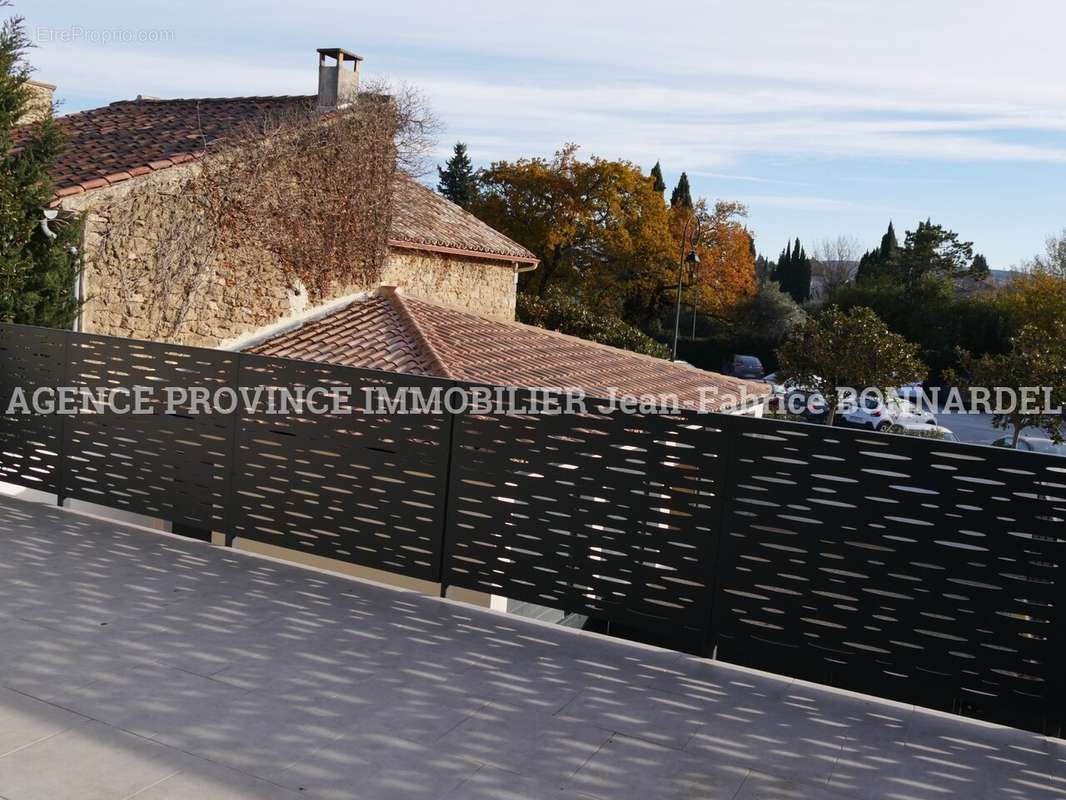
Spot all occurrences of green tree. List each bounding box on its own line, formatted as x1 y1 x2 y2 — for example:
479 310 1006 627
670 171 692 208
855 221 899 284
898 219 973 287
970 253 990 278
649 161 666 194
517 288 670 358
734 279 805 333
949 322 1066 447
436 141 476 208
776 305 925 425
0 7 82 327
774 238 811 304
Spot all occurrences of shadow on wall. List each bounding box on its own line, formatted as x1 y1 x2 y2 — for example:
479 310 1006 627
0 496 1060 800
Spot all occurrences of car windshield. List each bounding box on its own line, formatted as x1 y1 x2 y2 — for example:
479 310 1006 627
736 357 761 367
1027 439 1066 456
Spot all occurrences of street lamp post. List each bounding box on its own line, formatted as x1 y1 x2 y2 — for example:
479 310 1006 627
672 214 701 362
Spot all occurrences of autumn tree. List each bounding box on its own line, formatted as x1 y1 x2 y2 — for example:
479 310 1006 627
1 6 83 327
670 171 692 208
437 141 476 208
685 200 757 321
1023 228 1066 278
994 270 1066 336
949 322 1066 447
471 145 675 321
777 305 925 425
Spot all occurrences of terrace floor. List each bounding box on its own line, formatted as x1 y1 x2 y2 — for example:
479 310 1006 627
0 496 1063 800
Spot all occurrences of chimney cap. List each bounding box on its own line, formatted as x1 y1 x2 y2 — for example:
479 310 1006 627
317 47 364 63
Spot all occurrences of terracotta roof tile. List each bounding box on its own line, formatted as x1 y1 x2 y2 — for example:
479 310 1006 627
249 289 768 411
19 95 534 263
250 294 437 376
389 175 536 262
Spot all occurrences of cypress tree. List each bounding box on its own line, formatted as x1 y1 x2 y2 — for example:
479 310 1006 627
0 10 82 327
670 172 693 208
649 161 666 194
774 239 811 304
437 142 477 209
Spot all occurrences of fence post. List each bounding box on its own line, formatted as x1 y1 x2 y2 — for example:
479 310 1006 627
220 351 243 548
699 413 739 658
434 383 460 597
55 330 73 508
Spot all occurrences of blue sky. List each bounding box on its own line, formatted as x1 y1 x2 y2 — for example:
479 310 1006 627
20 0 1066 267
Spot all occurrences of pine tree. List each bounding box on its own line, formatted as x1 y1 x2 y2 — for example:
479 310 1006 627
437 142 476 209
0 10 82 327
670 172 692 208
970 253 990 279
649 161 666 194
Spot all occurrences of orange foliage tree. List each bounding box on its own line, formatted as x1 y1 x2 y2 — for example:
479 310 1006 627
472 145 756 328
683 200 757 322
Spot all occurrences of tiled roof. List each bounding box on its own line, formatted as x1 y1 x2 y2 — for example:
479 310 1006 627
21 96 535 263
249 288 769 411
389 174 536 262
27 95 314 197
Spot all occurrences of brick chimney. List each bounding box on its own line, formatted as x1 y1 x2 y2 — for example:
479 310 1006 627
316 47 362 110
18 79 55 125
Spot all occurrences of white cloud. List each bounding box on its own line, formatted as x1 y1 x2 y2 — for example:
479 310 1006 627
25 0 1066 171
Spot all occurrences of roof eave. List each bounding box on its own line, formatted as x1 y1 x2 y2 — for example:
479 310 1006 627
387 238 539 267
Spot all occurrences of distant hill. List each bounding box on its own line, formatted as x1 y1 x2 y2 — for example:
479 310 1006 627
988 268 1017 286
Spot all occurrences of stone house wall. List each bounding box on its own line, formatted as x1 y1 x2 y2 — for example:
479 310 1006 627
59 165 519 347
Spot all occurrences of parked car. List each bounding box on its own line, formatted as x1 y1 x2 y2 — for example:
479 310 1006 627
990 436 1066 456
723 354 765 380
782 386 831 423
895 381 925 403
888 422 957 442
841 394 937 431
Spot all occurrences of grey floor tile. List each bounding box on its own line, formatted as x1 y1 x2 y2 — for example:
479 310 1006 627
567 733 748 800
0 688 87 758
436 701 612 782
125 756 304 799
555 684 709 750
0 720 190 800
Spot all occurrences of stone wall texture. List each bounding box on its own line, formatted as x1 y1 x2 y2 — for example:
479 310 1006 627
18 81 54 125
60 167 518 348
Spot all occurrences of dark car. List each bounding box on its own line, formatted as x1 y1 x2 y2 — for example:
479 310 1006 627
723 354 765 380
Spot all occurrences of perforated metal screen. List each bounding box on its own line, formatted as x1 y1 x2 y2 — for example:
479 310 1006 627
713 415 1066 725
442 393 728 642
2 323 1064 731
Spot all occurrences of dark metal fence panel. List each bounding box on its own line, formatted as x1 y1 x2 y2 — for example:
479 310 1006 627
0 324 68 494
713 414 1066 728
62 332 237 530
443 394 728 641
230 354 453 581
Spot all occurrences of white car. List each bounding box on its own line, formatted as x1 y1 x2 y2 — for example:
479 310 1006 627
842 394 937 431
889 422 957 442
991 436 1066 456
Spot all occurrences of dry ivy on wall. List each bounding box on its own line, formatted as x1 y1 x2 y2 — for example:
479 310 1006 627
95 85 437 340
